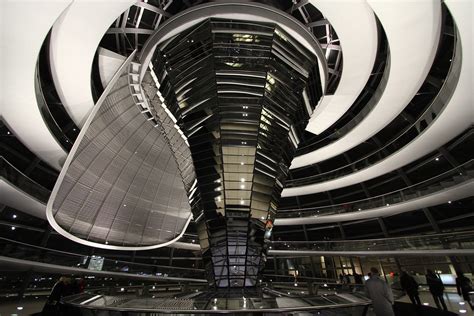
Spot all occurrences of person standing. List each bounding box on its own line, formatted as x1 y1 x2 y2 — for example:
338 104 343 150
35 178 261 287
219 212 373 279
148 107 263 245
426 269 447 311
456 272 474 310
365 267 395 316
400 271 421 306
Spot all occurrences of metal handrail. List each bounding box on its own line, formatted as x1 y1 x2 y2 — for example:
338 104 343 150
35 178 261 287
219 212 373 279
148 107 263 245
278 159 473 216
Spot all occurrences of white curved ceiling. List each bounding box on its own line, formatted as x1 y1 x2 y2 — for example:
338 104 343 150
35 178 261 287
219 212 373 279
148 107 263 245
283 0 472 197
0 180 47 220
306 0 377 135
49 0 135 127
0 0 71 170
291 0 442 169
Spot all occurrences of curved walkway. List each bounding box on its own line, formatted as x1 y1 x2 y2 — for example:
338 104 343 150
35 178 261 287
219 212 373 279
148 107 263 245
276 178 474 225
291 1 442 168
1 0 71 170
283 1 471 196
49 0 134 127
306 0 378 135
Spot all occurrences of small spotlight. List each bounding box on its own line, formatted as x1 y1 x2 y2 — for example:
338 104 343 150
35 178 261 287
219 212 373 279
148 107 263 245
11 227 15 231
17 307 23 310
423 302 429 306
12 214 17 219
435 157 439 161
459 310 467 314
448 201 452 204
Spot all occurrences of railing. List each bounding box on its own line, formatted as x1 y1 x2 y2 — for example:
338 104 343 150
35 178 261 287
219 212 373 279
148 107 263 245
60 292 371 314
268 230 474 252
0 156 51 202
277 159 473 218
288 24 460 185
0 237 205 280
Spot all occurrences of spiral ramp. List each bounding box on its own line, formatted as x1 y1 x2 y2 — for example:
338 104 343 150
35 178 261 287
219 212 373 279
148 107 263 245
0 0 473 250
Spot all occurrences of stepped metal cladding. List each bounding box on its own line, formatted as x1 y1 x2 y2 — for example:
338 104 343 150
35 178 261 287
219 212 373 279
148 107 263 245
142 18 323 288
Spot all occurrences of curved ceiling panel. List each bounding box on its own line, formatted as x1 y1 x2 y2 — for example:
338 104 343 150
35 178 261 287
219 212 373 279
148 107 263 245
0 179 47 220
291 0 442 169
306 0 377 135
47 54 192 250
49 0 135 127
283 0 471 197
1 0 71 171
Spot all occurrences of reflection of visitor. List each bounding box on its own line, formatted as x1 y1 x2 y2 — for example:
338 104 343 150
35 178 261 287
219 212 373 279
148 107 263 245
456 272 474 310
365 267 395 316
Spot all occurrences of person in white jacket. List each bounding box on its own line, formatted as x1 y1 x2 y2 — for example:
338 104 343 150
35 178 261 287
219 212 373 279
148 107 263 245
365 267 395 316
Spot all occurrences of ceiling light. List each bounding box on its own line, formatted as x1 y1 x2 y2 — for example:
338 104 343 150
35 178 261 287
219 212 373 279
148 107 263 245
435 157 439 161
12 214 17 219
459 310 467 314
11 227 15 231
240 184 245 189
240 200 245 205
240 162 244 165
17 307 23 310
448 201 452 204
240 178 245 182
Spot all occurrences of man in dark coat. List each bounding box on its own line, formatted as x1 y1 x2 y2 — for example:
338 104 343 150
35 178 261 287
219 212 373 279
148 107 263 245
426 269 447 311
400 271 421 306
456 272 474 310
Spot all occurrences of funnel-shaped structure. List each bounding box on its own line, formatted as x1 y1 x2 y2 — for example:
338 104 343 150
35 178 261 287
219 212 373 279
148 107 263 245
141 4 325 287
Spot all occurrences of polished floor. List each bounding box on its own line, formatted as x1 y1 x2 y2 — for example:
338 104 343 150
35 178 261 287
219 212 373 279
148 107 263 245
396 291 473 315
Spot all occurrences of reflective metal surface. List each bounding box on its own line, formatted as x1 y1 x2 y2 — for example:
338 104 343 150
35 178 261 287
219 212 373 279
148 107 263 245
47 52 192 250
142 5 325 287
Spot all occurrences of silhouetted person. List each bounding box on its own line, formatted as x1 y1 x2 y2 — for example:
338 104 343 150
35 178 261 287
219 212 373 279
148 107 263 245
456 272 474 310
354 273 363 285
365 267 395 316
426 269 447 311
353 273 363 291
42 276 71 316
400 271 421 306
